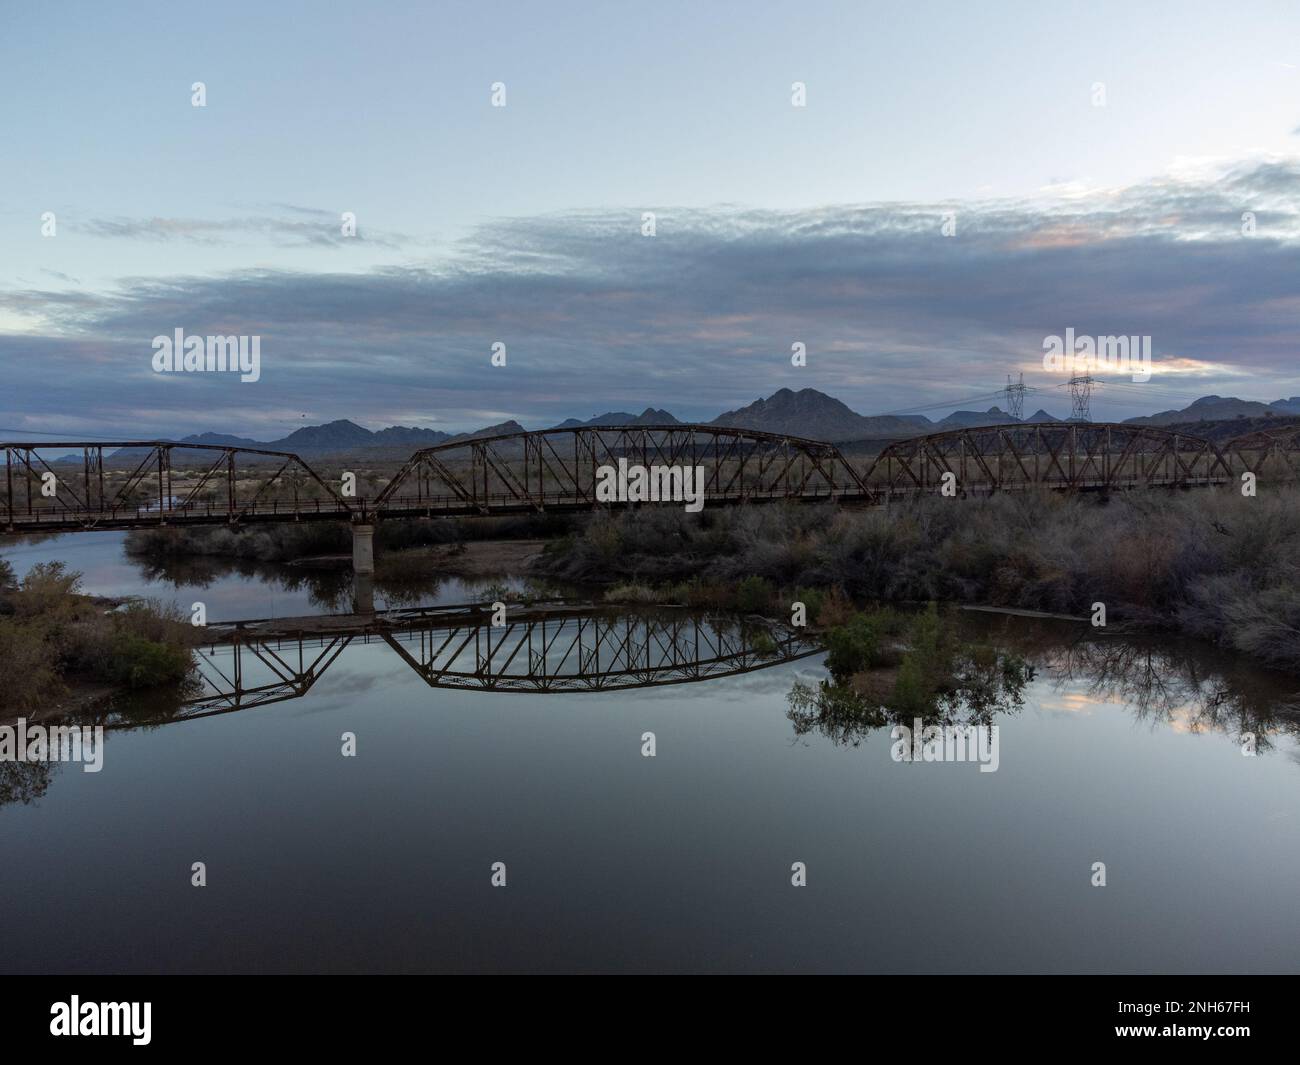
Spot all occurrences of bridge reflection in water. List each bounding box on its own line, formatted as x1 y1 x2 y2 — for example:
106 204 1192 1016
169 604 822 724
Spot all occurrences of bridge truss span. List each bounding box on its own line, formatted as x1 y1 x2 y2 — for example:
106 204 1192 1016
2 441 352 533
862 422 1235 498
3 419 1296 535
372 424 873 517
1222 425 1300 484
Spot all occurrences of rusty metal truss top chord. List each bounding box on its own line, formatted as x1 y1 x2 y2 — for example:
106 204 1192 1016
372 424 871 515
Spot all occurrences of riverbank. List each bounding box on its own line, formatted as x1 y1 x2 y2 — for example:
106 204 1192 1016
284 539 549 579
88 486 1300 675
533 488 1300 673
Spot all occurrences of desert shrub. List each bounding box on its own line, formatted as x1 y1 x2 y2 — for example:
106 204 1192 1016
0 618 66 709
604 582 665 604
63 600 196 680
0 574 197 710
664 577 735 609
12 562 81 619
477 582 512 603
814 585 854 627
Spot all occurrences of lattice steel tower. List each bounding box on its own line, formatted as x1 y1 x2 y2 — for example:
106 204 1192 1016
1004 373 1026 421
1068 375 1095 422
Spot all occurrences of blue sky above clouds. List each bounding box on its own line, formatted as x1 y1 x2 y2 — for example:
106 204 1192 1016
2 0 1299 438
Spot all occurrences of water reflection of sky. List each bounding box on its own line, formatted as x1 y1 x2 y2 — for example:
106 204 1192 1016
3 533 1299 973
3 531 530 621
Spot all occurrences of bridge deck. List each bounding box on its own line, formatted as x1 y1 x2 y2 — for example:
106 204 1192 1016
1 478 1233 533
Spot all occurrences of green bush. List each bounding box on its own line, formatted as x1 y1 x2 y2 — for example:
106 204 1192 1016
889 651 933 718
105 633 195 689
824 612 883 679
735 575 774 612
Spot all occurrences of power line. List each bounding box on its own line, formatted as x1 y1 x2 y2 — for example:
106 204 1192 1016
879 389 1024 416
0 426 155 441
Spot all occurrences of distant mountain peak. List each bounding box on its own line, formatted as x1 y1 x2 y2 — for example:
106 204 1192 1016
710 387 923 441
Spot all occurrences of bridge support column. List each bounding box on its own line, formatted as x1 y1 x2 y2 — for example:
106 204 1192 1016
352 522 375 575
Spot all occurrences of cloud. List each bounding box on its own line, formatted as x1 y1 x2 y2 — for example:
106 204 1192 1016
39 269 82 286
79 210 407 249
2 158 1299 438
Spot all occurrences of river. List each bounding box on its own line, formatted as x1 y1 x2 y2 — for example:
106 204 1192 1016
2 532 1298 973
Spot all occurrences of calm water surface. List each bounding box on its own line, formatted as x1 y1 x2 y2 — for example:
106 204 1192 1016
2 533 1298 973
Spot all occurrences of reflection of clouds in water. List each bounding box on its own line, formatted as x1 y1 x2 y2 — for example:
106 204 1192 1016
1028 680 1107 716
1024 635 1300 769
1164 703 1244 734
279 666 391 718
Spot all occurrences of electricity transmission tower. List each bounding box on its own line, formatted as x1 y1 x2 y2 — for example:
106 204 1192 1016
1068 375 1095 422
1004 373 1026 421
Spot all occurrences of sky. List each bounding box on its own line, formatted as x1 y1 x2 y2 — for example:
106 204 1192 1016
2 0 1299 439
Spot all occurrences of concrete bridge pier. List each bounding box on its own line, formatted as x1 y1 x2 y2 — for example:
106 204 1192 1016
352 522 375 574
351 522 375 615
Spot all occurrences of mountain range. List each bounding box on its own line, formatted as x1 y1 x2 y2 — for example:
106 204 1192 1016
1122 394 1300 426
107 388 1300 457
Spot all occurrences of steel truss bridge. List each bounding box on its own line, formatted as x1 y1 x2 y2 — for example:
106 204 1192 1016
92 604 821 726
3 422 1293 535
